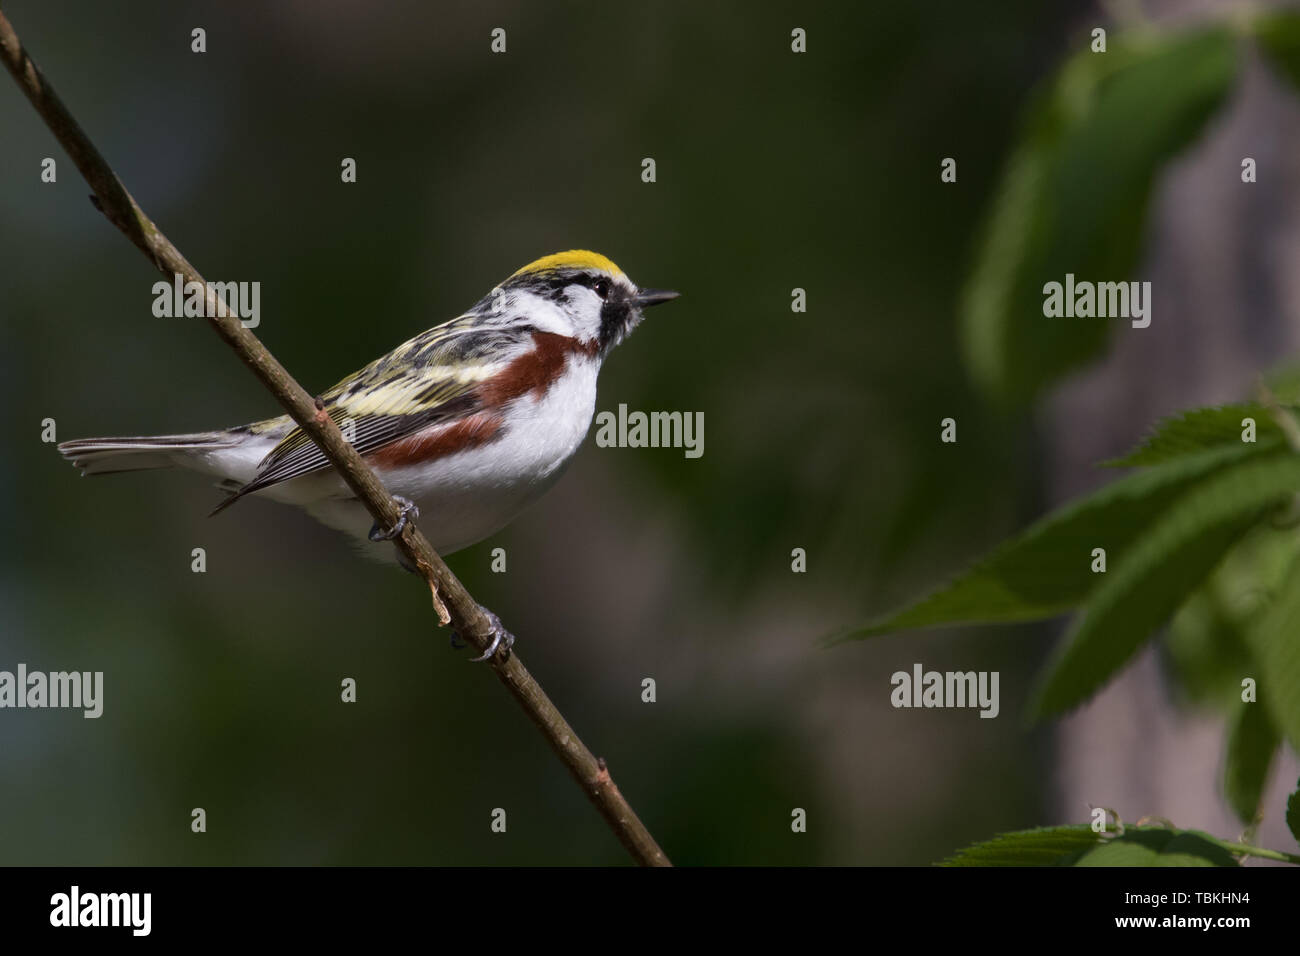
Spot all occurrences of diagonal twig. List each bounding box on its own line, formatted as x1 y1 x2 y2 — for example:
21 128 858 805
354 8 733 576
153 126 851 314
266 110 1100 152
0 10 669 867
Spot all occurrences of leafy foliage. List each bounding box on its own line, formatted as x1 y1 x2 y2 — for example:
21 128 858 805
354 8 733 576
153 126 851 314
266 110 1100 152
1223 700 1280 825
941 825 1238 867
1031 454 1300 717
1073 830 1239 867
858 10 1300 868
1242 551 1300 753
835 397 1300 821
838 402 1300 741
961 27 1237 405
1165 524 1292 710
830 442 1265 643
1104 403 1282 468
940 826 1101 866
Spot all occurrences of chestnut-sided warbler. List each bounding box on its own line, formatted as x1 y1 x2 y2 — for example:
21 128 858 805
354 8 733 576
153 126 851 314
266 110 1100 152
59 250 679 566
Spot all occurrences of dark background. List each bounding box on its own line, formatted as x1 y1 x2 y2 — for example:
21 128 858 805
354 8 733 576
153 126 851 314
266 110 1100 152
0 1 1293 865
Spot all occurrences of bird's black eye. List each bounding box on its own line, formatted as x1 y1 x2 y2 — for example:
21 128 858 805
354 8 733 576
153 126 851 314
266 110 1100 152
592 278 611 299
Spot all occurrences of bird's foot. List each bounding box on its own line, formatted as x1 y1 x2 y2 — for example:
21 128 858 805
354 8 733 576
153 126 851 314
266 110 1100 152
369 496 419 542
470 605 516 662
449 605 516 662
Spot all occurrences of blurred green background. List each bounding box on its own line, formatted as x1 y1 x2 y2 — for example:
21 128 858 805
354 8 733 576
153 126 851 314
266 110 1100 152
1 1 1295 865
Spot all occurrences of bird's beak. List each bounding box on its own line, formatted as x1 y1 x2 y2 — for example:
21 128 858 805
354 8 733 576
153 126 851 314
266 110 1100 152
634 288 680 308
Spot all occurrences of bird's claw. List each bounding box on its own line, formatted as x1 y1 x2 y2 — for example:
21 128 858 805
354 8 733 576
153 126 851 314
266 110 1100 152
457 605 515 662
369 495 418 542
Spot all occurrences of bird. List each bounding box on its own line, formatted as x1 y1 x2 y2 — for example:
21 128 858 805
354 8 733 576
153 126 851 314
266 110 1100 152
58 249 679 572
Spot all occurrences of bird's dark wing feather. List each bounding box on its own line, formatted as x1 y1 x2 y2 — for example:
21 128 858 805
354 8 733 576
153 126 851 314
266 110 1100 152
211 316 529 512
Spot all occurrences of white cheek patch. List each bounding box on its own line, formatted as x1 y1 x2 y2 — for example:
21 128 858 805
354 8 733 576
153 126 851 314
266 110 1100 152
507 285 607 344
575 289 608 341
509 290 583 338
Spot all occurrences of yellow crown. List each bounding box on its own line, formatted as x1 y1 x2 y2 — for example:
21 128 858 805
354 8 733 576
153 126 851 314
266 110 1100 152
511 250 625 279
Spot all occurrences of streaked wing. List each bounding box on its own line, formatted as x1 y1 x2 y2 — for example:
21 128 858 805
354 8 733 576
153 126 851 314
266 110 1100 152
221 315 527 504
237 397 481 496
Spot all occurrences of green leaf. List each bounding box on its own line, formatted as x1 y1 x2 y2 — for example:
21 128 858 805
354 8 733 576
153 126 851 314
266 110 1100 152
1255 11 1300 91
830 443 1268 644
1223 701 1280 825
1074 829 1239 867
1242 552 1300 752
1165 582 1255 709
1032 454 1300 718
941 825 1103 866
1164 524 1297 708
942 825 1238 866
1105 402 1282 468
961 28 1237 405
1286 778 1300 846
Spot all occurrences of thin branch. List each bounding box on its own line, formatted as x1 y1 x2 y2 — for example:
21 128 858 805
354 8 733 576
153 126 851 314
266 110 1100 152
1218 840 1300 866
0 10 669 867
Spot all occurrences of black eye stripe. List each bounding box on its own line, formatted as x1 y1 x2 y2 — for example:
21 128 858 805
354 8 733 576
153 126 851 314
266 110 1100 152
507 270 614 302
